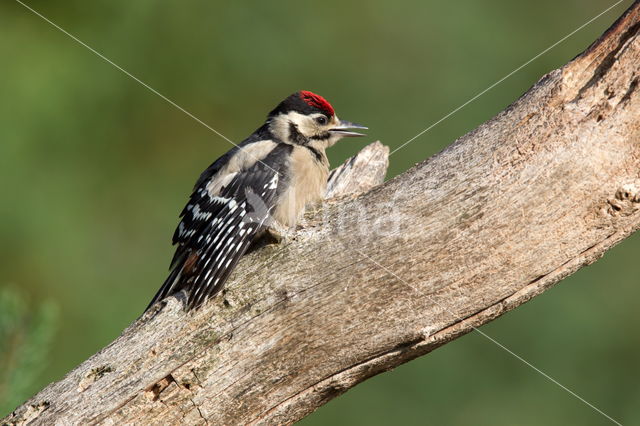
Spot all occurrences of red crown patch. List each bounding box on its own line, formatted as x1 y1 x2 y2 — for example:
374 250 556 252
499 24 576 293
300 90 335 116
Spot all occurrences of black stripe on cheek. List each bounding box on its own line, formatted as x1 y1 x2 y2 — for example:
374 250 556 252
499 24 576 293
304 145 323 162
310 132 331 141
288 122 307 145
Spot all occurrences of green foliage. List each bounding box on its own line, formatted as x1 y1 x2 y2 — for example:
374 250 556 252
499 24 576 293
0 287 57 416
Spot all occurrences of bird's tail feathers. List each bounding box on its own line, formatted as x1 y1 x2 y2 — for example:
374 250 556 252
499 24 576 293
145 262 184 312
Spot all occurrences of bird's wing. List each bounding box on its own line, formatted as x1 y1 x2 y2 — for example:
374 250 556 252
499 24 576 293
146 145 289 311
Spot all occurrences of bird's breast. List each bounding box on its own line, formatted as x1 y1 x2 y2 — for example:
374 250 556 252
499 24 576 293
273 146 328 227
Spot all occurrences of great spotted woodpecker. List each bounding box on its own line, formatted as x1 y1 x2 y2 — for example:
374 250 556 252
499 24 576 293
146 91 367 311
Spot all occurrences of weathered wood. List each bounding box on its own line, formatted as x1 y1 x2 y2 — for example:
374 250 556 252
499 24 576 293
4 2 640 424
326 141 389 198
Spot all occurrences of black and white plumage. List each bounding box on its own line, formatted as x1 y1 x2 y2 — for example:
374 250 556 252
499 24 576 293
146 91 367 311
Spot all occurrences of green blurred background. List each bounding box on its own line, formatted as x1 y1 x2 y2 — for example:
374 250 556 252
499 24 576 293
1 0 638 424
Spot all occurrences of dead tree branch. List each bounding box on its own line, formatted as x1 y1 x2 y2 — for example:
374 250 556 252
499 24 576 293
5 2 640 424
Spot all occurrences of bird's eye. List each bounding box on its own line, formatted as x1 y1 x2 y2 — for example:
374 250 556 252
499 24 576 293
315 116 328 125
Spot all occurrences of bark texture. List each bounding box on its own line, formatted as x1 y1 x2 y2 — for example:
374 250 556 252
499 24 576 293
4 2 640 425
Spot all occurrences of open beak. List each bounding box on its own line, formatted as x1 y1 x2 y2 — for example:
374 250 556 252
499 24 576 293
329 120 368 137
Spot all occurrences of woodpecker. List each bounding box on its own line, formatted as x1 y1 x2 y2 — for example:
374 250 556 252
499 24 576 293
146 91 366 311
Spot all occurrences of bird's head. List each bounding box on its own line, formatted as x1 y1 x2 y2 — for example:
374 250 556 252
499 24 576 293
267 90 367 149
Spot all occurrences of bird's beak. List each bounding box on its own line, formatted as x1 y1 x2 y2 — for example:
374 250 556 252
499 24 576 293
329 120 368 137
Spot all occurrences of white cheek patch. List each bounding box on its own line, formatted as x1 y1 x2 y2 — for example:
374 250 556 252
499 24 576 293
271 111 319 140
298 120 317 136
288 112 316 136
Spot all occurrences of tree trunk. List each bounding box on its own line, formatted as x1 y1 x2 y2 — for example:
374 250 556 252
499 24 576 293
5 2 640 425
